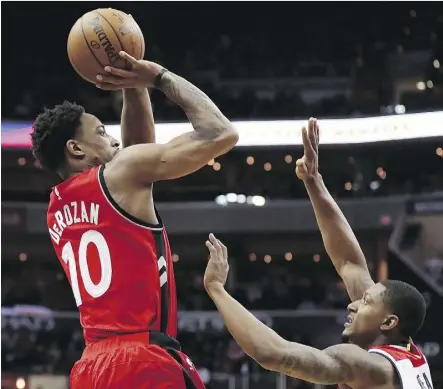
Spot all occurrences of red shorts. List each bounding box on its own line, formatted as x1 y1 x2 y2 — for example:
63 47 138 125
70 332 206 389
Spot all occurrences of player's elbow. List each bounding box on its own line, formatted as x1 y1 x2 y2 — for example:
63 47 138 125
216 125 239 152
251 344 286 372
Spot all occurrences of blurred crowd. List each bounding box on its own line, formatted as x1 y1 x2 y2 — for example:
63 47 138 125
1 255 348 312
2 256 347 389
2 3 442 123
2 2 443 387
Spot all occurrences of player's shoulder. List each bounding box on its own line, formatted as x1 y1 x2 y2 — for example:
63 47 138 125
48 167 101 207
369 342 427 367
104 143 161 189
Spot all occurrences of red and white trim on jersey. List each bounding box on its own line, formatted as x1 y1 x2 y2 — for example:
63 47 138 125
97 165 164 231
369 342 433 389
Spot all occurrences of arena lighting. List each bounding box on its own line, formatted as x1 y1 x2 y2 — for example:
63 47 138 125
236 194 246 204
370 181 381 191
3 111 443 149
225 193 238 203
16 378 25 389
250 195 266 206
416 81 426 91
394 105 406 114
215 194 266 206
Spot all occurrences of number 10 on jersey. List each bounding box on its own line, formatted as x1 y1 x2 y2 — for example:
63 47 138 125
62 230 112 306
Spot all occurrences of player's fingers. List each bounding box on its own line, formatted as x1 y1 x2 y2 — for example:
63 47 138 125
218 240 228 262
302 127 315 159
96 74 128 85
209 233 218 245
104 66 137 78
119 51 139 66
95 82 123 91
205 241 216 255
308 118 317 152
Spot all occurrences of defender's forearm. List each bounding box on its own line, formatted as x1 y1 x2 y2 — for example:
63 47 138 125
158 72 235 141
207 284 285 365
304 175 368 271
121 88 155 146
206 284 338 383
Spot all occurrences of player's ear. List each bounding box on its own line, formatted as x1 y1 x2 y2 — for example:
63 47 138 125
66 139 85 158
380 314 399 331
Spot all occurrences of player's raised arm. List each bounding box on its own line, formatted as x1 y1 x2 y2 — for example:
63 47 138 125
203 233 395 386
296 118 374 301
120 87 156 146
96 51 238 182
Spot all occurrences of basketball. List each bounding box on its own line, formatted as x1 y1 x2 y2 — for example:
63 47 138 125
67 9 145 83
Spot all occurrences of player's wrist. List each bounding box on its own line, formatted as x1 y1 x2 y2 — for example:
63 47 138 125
303 173 322 185
205 282 225 297
154 67 169 89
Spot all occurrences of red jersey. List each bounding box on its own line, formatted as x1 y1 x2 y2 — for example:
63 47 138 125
47 165 177 344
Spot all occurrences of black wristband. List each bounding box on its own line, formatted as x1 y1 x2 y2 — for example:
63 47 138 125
154 68 169 89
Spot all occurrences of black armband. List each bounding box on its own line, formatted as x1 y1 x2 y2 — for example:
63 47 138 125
154 68 169 89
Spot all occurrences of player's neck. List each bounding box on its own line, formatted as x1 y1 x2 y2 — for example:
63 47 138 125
366 334 405 349
60 161 95 180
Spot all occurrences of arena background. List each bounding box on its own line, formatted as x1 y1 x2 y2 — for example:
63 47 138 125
1 2 443 389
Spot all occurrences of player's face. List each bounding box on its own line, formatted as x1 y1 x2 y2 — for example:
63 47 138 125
342 283 394 348
73 113 120 165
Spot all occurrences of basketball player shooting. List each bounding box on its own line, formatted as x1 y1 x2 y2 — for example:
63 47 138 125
203 119 433 389
32 52 238 389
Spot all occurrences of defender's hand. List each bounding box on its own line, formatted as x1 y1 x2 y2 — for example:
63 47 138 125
204 233 229 292
95 51 164 90
296 117 320 181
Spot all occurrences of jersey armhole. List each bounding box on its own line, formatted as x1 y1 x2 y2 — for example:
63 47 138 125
98 164 164 230
368 349 404 389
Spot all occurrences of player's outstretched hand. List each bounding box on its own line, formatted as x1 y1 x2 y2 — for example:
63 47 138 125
204 233 229 292
295 117 320 181
95 51 164 90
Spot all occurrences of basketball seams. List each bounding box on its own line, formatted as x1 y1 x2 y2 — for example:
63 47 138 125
80 14 107 70
95 10 129 69
68 9 145 82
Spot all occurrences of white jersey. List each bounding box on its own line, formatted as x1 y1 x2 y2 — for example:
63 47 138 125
369 342 433 389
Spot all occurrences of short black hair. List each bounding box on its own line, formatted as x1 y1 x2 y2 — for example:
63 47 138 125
31 101 85 172
381 280 426 338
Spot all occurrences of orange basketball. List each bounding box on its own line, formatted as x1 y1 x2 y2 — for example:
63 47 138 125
67 9 145 83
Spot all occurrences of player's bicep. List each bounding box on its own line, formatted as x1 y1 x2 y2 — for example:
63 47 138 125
150 130 238 181
108 129 238 184
270 343 394 386
340 262 375 302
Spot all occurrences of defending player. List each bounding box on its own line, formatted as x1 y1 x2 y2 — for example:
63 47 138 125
32 51 238 389
203 120 432 389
